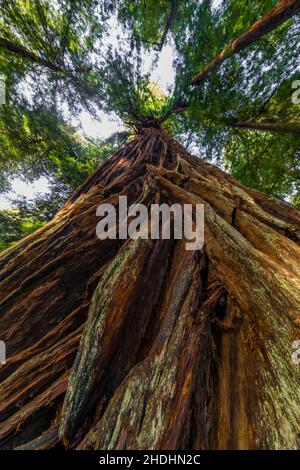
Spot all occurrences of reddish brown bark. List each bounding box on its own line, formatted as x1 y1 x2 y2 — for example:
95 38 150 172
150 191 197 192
191 0 300 85
0 128 300 449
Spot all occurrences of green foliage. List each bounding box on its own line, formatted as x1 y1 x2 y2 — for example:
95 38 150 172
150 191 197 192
0 0 109 113
195 73 300 202
223 130 300 201
0 130 127 250
0 207 43 251
0 104 85 189
118 0 173 50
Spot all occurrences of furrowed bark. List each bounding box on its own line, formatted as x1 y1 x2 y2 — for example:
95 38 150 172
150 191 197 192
15 426 59 450
191 0 300 85
59 236 173 443
0 127 300 450
77 245 208 450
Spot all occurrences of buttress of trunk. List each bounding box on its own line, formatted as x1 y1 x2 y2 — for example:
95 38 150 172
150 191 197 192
0 127 300 450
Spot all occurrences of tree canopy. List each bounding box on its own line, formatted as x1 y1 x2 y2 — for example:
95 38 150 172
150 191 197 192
0 0 300 248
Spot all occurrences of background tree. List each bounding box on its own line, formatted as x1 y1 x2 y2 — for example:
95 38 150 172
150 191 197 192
0 101 127 248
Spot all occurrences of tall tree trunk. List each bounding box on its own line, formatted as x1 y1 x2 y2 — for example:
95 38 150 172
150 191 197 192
0 127 300 450
191 0 300 85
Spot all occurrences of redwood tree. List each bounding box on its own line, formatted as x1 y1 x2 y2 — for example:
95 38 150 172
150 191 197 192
0 0 300 450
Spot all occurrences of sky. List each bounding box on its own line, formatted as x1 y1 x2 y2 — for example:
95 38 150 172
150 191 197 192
0 0 223 211
0 44 176 210
72 43 175 139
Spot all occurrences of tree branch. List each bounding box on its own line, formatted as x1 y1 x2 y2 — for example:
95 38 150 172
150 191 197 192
229 119 300 135
0 35 102 100
155 0 176 51
0 36 62 72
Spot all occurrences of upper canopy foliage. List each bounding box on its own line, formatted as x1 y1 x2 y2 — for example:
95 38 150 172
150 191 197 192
0 0 299 242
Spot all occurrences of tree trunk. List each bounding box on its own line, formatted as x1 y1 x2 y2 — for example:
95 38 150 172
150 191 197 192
191 0 300 85
0 127 300 450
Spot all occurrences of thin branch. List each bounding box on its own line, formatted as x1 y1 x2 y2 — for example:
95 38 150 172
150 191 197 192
191 0 300 85
229 119 300 135
155 0 176 51
0 35 62 72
